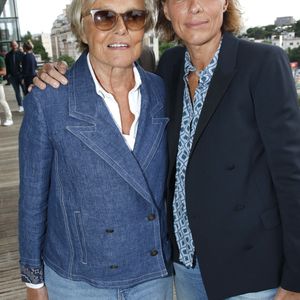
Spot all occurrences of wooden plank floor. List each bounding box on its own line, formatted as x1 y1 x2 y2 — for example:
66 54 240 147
0 84 26 300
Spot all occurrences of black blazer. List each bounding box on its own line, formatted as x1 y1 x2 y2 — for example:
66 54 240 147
157 32 300 299
5 50 24 78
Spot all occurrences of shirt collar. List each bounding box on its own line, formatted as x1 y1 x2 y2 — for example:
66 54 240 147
184 37 223 78
86 53 142 98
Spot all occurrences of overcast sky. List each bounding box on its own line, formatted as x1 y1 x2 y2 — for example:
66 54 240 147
17 0 300 35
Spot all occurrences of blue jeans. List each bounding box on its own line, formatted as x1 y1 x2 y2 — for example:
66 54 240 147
226 289 278 300
44 263 173 300
174 261 278 300
8 75 24 106
174 260 208 300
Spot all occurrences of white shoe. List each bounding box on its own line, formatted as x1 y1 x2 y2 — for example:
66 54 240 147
2 119 13 126
18 106 24 112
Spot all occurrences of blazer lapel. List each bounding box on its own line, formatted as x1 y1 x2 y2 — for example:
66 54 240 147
167 53 186 176
190 32 239 156
66 54 154 203
133 66 169 171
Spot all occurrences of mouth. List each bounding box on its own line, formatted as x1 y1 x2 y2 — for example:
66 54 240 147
185 20 209 28
107 43 129 49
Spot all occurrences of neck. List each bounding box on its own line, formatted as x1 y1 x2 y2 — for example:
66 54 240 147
186 31 222 71
93 64 135 96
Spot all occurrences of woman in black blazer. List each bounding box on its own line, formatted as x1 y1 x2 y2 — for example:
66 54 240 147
156 0 300 299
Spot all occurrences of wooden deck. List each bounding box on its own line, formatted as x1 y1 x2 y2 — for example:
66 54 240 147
0 84 26 300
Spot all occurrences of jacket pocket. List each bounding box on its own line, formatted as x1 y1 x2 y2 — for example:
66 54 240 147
74 211 87 264
260 207 281 230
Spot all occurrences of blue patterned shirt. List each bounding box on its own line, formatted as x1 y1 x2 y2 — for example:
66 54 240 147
173 41 222 267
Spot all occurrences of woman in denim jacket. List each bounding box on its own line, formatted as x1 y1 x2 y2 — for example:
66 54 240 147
18 0 172 299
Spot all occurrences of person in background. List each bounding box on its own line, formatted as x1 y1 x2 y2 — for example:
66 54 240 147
18 0 172 299
22 40 37 95
137 44 156 73
5 40 25 112
34 0 300 299
0 54 13 126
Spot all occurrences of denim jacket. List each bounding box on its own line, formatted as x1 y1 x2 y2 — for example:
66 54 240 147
19 52 171 288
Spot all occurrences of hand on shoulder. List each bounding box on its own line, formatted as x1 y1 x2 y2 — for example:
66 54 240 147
32 61 68 91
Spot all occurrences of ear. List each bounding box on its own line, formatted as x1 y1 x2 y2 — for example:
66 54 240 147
163 1 171 21
80 20 88 44
223 0 228 12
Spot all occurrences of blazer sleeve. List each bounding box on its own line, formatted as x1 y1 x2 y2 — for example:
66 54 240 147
18 92 53 284
253 46 300 291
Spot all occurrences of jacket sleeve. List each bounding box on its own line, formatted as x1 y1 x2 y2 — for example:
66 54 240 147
18 92 53 284
253 46 300 291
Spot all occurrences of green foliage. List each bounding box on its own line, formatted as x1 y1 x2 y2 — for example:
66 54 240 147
159 41 176 57
244 22 300 40
287 46 300 64
295 21 300 37
246 27 268 39
21 31 50 62
58 55 75 67
21 31 32 44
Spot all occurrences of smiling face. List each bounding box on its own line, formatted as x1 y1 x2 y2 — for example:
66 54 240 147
163 0 227 49
81 0 145 71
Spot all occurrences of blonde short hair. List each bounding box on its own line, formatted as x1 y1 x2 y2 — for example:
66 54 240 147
68 0 154 52
155 0 243 42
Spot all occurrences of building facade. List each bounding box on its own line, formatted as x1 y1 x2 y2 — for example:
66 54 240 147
274 16 296 27
51 6 80 61
271 32 300 50
0 0 21 54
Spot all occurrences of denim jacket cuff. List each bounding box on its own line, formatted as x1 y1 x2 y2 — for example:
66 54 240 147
20 263 44 284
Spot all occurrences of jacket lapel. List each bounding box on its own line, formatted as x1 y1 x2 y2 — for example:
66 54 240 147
133 66 169 171
167 52 186 177
66 53 155 203
190 32 239 156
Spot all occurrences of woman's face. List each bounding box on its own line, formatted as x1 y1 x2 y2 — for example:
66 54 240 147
163 0 227 48
82 0 146 70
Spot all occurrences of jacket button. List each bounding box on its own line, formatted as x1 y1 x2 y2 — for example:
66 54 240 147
234 204 246 211
110 265 118 269
226 164 236 170
150 249 158 256
244 245 254 251
147 213 156 221
106 229 114 233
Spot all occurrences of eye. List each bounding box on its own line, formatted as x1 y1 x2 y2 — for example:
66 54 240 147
125 10 146 21
94 10 115 22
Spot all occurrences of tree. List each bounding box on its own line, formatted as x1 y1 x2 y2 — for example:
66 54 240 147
159 41 176 57
246 26 266 39
295 20 300 37
21 31 50 62
58 55 75 67
287 46 300 64
264 25 277 38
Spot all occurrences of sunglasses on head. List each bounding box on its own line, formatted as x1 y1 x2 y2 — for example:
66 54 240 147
82 9 148 31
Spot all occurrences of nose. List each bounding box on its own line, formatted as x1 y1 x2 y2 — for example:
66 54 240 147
188 0 204 14
114 15 128 35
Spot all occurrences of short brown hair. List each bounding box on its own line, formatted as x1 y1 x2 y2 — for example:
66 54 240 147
155 0 243 42
23 40 33 51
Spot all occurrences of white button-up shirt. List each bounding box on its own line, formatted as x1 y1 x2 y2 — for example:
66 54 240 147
87 53 142 151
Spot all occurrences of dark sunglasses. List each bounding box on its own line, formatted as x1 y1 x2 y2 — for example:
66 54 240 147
82 9 148 31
